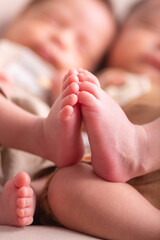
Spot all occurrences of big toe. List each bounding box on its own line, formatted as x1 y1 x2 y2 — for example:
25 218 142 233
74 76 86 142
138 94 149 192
15 172 31 188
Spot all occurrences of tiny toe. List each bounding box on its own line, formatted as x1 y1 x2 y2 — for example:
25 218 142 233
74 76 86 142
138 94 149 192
16 207 33 218
62 82 79 98
79 81 100 99
18 186 33 197
63 69 78 82
59 105 74 120
15 172 30 188
78 91 99 107
18 216 33 226
61 94 78 109
78 71 100 87
17 198 32 208
63 74 79 90
83 69 99 82
63 70 74 82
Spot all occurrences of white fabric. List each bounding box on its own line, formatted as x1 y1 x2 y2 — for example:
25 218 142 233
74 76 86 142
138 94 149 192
0 0 141 31
0 0 31 33
0 226 99 240
111 0 141 21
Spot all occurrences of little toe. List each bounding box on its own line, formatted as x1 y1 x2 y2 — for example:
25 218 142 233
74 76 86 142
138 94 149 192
61 94 78 109
18 216 33 226
78 91 99 107
14 172 30 188
79 81 100 99
18 186 33 198
78 70 100 87
59 105 74 120
17 198 32 208
16 207 33 218
63 69 78 82
62 82 79 98
63 74 79 91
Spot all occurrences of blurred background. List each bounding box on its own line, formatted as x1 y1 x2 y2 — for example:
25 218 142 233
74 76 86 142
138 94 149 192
0 0 141 34
111 0 141 21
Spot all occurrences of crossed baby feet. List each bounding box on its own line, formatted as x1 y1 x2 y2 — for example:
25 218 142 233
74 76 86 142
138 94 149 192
0 172 36 226
43 68 146 182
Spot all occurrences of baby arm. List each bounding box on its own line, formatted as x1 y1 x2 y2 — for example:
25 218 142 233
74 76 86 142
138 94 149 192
0 93 43 156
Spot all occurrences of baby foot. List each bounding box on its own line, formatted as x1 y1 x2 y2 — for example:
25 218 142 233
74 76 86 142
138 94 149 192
0 172 36 226
42 69 84 167
78 69 146 182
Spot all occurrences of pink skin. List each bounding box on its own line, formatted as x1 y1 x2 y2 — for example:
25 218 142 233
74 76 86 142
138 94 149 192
0 172 36 226
42 68 84 167
78 69 146 182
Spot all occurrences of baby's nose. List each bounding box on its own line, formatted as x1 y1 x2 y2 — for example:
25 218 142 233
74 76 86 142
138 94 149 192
53 28 75 50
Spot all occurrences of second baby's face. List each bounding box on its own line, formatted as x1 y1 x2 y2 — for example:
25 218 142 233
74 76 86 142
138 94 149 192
4 0 115 74
108 0 160 82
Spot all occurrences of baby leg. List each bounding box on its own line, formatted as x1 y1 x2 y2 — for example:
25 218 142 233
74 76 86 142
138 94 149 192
47 163 160 240
0 172 36 226
42 69 84 167
78 69 147 182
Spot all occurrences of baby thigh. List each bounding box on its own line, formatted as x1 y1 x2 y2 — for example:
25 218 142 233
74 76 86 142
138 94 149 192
47 163 160 240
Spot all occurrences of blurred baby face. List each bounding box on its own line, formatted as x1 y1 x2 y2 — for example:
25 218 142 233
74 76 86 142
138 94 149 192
4 0 115 74
108 0 160 82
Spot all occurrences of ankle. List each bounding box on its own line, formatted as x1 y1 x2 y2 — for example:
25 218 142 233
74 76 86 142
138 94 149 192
32 117 49 160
